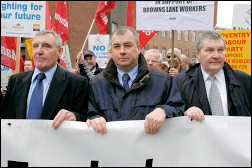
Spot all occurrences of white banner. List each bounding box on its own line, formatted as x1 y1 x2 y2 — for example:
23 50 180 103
1 116 251 167
136 1 215 31
61 45 72 72
88 34 110 68
1 65 13 86
232 4 251 30
1 1 46 37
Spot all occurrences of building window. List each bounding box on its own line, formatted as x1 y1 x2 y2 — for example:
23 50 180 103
178 30 181 40
162 31 166 37
112 22 118 33
169 31 172 39
185 49 189 57
162 47 166 59
192 32 196 42
184 31 188 41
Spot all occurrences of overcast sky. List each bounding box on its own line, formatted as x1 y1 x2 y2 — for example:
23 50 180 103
216 1 251 29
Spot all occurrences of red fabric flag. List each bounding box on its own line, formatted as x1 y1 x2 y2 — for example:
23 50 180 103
1 36 24 72
45 1 53 30
95 1 116 35
126 1 158 49
54 1 69 42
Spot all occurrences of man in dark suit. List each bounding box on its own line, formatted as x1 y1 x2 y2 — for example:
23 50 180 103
4 30 89 129
174 31 251 122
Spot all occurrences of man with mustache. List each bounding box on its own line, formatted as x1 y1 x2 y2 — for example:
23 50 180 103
86 26 185 135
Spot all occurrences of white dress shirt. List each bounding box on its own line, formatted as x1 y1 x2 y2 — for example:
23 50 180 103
201 68 229 116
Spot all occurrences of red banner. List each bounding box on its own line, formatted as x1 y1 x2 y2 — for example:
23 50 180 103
1 36 24 72
45 1 53 30
126 1 157 49
95 1 116 35
54 1 69 42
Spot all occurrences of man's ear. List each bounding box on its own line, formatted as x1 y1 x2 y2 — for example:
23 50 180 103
195 51 200 62
57 47 63 58
137 44 141 55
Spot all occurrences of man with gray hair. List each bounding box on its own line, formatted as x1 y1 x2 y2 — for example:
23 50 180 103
4 30 89 129
144 49 162 70
174 30 251 122
86 26 184 135
180 54 190 70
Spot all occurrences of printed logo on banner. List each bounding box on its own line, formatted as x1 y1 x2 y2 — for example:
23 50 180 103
33 24 40 31
12 23 24 31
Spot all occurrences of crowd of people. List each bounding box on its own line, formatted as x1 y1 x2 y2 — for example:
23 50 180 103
1 26 251 135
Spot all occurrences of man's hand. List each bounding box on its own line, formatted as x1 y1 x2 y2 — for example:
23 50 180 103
76 51 85 64
86 117 107 134
184 106 205 122
144 108 166 135
52 109 77 129
169 67 178 77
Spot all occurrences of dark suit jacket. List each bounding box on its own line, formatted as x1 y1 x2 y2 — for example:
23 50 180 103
5 66 89 121
174 63 251 116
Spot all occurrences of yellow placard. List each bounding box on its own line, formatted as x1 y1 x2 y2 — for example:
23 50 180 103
25 38 34 59
217 29 251 75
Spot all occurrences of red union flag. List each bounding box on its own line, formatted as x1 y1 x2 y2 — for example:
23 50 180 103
45 1 53 30
54 1 69 42
126 1 157 49
95 1 116 35
1 36 24 72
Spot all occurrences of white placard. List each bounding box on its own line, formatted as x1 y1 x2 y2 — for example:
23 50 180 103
136 1 215 31
88 34 110 68
232 4 251 30
1 1 46 37
1 116 251 167
1 65 14 86
61 45 72 72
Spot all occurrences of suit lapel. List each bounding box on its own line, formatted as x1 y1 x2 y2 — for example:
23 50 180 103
16 71 33 119
40 67 68 119
192 67 211 115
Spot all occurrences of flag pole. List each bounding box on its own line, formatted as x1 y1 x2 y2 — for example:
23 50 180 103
14 37 21 74
171 30 174 68
81 18 96 52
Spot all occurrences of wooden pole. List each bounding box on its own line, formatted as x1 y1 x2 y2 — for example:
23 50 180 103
171 30 174 68
81 18 96 52
14 37 21 74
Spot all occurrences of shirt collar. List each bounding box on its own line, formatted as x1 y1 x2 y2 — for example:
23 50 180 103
32 65 57 82
201 67 224 82
117 64 138 81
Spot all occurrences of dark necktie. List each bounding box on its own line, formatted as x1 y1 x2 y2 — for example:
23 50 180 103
27 73 46 119
122 73 130 91
208 75 224 116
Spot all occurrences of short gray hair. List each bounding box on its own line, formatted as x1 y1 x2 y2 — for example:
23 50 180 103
34 30 63 48
145 49 162 63
196 31 225 52
111 26 139 45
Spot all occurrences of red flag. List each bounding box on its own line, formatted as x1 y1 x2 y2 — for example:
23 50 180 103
126 1 158 49
54 1 69 42
59 57 67 69
1 36 24 72
95 1 116 35
45 1 53 30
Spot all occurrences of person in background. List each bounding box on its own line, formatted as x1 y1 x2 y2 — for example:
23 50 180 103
24 59 33 71
76 50 103 81
4 30 89 129
174 30 251 122
180 54 190 70
164 48 186 77
144 49 162 70
86 26 184 135
159 63 169 71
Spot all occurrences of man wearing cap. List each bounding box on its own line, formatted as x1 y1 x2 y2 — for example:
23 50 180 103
164 48 186 77
76 50 104 81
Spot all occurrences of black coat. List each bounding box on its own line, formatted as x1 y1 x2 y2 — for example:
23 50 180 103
174 63 251 116
5 65 89 121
